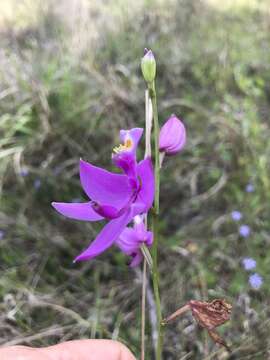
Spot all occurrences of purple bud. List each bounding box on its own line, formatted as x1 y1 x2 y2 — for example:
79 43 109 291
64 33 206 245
144 48 149 55
159 115 186 155
239 224 250 238
231 210 242 221
249 273 263 289
141 49 156 83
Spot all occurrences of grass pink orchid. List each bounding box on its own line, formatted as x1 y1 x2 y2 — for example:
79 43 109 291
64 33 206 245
52 128 154 262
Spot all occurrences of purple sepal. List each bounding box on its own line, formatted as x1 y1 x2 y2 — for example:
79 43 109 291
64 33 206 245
74 202 145 262
52 201 104 221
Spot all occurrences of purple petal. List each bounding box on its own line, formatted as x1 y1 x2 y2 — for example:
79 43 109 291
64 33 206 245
159 115 186 155
130 252 143 267
116 228 140 255
92 203 123 219
112 128 143 181
143 49 155 62
112 152 137 184
52 202 104 221
133 215 146 233
145 231 153 247
79 159 132 208
115 214 153 267
132 215 152 246
74 204 143 262
136 157 154 211
119 128 143 154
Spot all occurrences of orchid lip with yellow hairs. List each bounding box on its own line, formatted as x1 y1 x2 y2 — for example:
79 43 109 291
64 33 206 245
52 128 154 263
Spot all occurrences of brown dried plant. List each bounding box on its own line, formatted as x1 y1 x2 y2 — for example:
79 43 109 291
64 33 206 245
163 299 232 352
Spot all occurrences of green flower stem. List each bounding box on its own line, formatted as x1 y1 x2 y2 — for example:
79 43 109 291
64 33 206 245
140 89 152 360
149 81 160 214
141 258 146 360
149 80 163 360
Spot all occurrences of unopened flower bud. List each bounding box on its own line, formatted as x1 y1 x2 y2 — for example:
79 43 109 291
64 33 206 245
159 115 186 156
141 48 156 83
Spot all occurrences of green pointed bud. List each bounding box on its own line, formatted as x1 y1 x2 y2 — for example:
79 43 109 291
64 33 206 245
141 48 156 83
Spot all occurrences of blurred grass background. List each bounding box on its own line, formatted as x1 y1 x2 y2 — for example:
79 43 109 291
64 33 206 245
0 0 270 358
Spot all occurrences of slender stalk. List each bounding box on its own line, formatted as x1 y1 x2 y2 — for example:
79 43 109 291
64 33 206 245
162 304 190 324
152 216 163 359
141 258 146 360
141 243 153 269
149 82 160 214
148 81 163 360
140 89 153 360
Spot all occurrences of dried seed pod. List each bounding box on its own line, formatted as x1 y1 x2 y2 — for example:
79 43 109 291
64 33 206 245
189 299 232 330
163 299 232 351
189 299 232 352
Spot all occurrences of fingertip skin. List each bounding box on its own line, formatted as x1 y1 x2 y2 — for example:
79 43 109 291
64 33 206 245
0 340 136 360
118 342 137 360
47 340 137 360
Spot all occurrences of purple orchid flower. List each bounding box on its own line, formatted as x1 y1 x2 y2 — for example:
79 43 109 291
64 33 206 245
52 128 154 262
159 115 186 156
116 215 153 267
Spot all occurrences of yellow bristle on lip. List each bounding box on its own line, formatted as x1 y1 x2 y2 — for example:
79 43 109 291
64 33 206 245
113 138 133 154
125 138 133 148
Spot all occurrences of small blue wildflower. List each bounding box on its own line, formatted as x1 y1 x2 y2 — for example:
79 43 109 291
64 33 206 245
231 210 242 221
246 183 254 193
20 169 29 177
249 273 263 289
0 230 5 239
53 167 61 175
239 225 250 238
242 257 256 271
34 179 41 189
